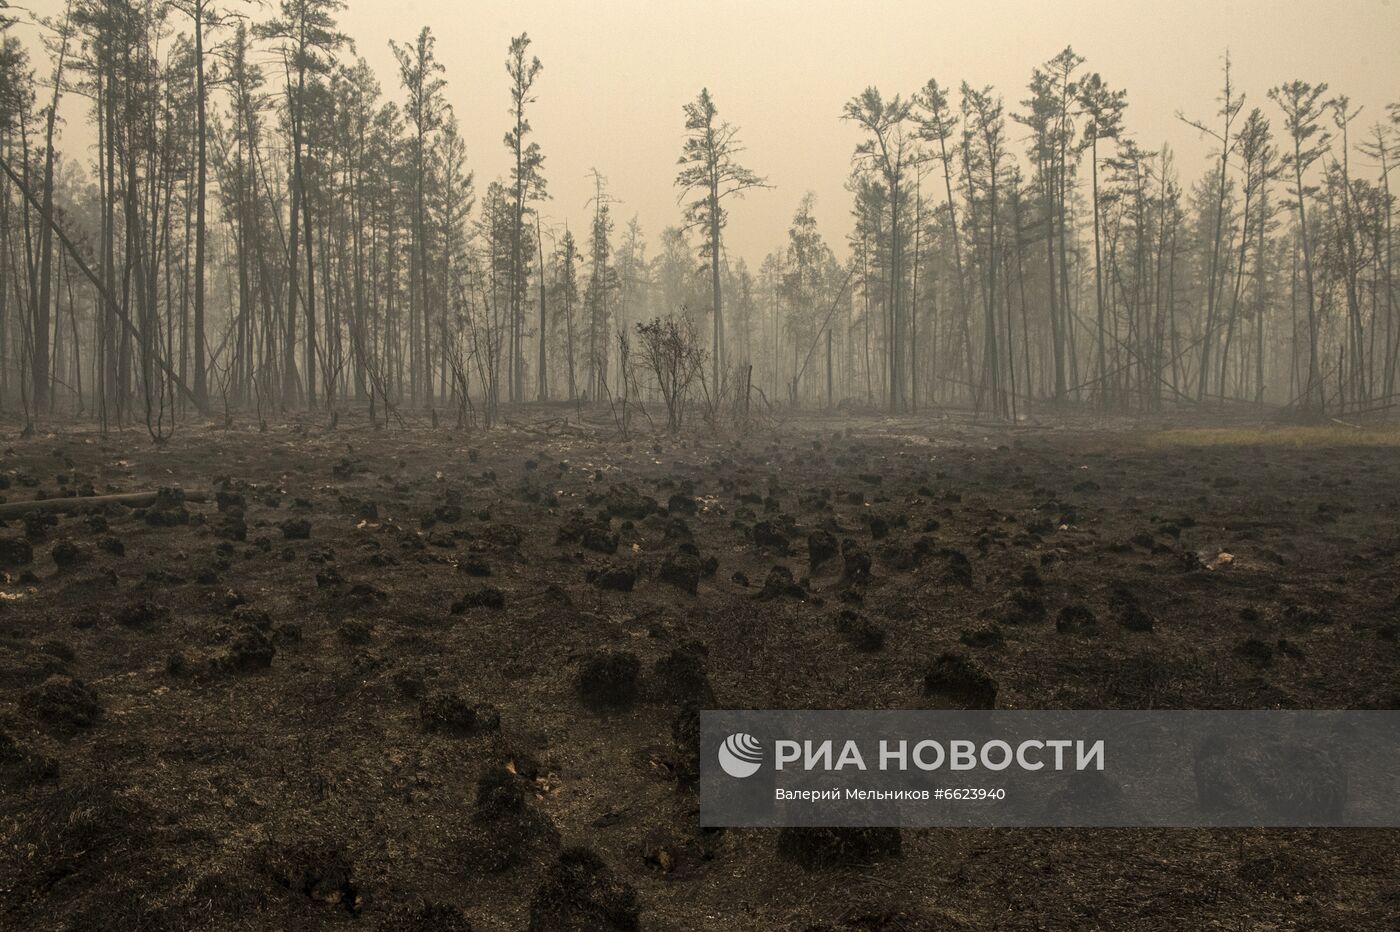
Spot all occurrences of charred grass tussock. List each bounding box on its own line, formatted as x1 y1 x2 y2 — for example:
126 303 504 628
457 765 560 875
0 415 1395 928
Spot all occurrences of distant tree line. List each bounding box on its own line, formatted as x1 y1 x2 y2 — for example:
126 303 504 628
1 1 1397 435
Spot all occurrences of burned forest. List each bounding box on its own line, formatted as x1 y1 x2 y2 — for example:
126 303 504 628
0 0 1398 929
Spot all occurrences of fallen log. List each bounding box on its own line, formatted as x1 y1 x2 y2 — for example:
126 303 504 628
0 490 210 519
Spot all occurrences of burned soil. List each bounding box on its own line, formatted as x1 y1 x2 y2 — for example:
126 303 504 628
0 413 1397 930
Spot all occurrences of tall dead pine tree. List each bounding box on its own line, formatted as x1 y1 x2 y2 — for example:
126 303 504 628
1269 79 1331 413
391 25 447 408
502 32 546 404
676 88 768 394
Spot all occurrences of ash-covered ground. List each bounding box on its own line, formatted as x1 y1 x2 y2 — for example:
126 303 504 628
1 412 1397 930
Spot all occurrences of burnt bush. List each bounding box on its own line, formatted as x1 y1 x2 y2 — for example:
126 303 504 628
807 529 839 569
658 551 701 595
144 488 191 527
279 518 312 540
938 548 974 587
50 539 88 569
666 493 697 515
0 535 34 567
835 609 885 651
840 538 871 583
590 565 637 592
112 598 170 626
21 675 103 730
601 485 658 520
451 587 506 612
216 625 276 672
527 847 639 932
647 643 715 707
419 692 502 737
757 565 805 600
557 512 619 554
1055 604 1098 636
576 650 641 710
458 765 559 874
1001 589 1046 625
922 653 997 709
1109 586 1154 632
752 520 790 553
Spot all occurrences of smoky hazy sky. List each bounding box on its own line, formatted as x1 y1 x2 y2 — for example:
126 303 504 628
20 0 1400 267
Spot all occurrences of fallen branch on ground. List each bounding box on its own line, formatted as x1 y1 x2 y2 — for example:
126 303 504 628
0 490 210 519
